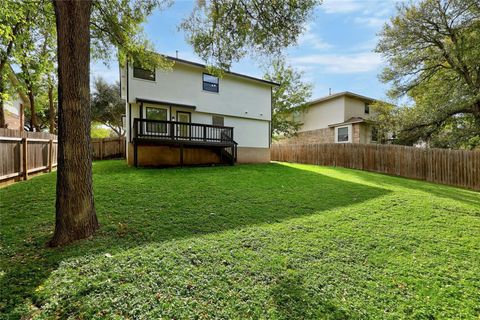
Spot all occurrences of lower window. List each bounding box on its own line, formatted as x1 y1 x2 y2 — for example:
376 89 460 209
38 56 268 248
212 115 224 127
337 127 349 142
146 107 168 134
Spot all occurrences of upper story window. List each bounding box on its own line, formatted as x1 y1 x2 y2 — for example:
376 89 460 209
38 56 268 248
212 115 224 126
203 73 219 93
364 103 370 114
337 127 349 142
133 66 155 81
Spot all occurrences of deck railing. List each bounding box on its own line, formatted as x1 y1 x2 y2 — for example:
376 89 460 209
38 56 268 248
133 118 235 144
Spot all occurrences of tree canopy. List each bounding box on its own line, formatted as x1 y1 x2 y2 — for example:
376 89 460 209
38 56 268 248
264 58 312 137
376 0 480 148
181 0 319 70
15 1 56 131
91 78 125 137
0 1 36 127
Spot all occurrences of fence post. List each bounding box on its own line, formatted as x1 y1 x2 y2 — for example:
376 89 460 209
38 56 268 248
100 139 104 160
22 137 28 180
48 139 54 172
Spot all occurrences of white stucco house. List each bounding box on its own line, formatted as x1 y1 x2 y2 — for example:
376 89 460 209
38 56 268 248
279 91 378 145
120 55 277 167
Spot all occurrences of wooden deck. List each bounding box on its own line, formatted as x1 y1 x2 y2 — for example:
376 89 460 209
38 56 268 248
132 118 237 167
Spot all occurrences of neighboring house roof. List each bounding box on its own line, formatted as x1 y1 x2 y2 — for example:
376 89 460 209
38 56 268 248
308 91 375 105
328 117 367 127
163 55 280 87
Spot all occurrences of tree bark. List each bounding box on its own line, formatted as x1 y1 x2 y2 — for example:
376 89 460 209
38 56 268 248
49 0 99 247
0 78 5 128
48 81 55 133
27 86 36 131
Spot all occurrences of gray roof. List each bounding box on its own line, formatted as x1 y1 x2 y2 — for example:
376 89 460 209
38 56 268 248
164 55 280 87
328 117 367 128
308 91 376 105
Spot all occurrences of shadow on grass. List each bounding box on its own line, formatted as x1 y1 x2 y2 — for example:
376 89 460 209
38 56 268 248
0 161 389 317
271 270 351 320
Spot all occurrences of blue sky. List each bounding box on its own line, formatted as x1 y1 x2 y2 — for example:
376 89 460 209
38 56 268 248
91 0 401 101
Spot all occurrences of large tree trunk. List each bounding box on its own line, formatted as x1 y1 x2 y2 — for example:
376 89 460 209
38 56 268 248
49 0 99 247
48 82 55 133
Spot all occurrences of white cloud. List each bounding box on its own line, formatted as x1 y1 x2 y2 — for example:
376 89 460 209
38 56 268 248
353 16 387 28
299 32 333 50
352 38 379 51
321 0 394 29
290 52 383 74
321 0 365 14
297 23 333 50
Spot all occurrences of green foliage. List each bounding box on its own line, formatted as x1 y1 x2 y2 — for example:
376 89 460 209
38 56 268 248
1 161 479 318
421 114 480 149
264 58 312 137
0 1 30 68
369 101 401 144
376 0 480 147
90 0 174 70
91 78 125 137
181 0 319 69
0 0 37 126
14 1 56 88
14 1 56 131
91 122 113 138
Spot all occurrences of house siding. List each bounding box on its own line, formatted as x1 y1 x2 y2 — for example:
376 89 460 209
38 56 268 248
279 93 377 145
127 63 271 122
123 60 273 165
298 96 345 132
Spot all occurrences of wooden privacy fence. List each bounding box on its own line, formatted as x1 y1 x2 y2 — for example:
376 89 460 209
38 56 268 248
0 128 58 182
1 131 126 183
91 137 126 160
271 143 480 191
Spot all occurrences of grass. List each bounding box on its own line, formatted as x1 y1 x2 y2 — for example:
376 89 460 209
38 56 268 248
0 160 479 319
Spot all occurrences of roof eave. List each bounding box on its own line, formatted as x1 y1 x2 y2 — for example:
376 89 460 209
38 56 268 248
164 55 280 87
308 91 376 106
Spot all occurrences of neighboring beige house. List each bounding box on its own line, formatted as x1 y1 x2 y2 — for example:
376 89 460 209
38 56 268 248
278 91 378 145
120 54 278 167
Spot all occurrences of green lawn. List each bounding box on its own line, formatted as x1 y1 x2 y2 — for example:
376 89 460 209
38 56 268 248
0 160 479 319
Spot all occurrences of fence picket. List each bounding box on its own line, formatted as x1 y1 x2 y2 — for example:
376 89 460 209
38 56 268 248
271 143 480 191
1 130 125 183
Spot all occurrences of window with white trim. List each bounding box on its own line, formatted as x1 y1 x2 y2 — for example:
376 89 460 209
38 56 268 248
145 107 167 134
364 103 370 114
133 66 155 81
337 127 349 142
203 74 219 93
212 115 224 126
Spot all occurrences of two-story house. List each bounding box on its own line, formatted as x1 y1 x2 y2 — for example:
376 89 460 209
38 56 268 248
120 55 278 167
279 91 378 145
